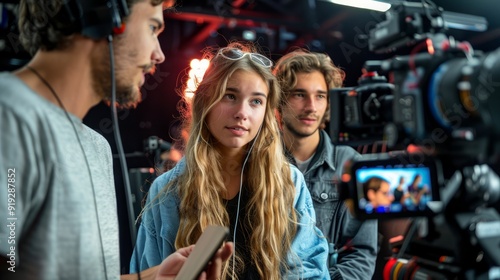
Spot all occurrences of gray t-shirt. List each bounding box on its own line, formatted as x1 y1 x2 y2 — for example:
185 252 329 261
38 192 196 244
0 72 120 279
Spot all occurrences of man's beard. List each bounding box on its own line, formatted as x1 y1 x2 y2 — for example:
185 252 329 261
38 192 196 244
90 41 143 109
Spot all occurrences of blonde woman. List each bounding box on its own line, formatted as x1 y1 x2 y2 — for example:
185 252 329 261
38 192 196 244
130 43 329 279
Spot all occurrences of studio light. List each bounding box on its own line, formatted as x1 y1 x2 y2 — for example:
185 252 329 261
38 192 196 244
326 0 391 12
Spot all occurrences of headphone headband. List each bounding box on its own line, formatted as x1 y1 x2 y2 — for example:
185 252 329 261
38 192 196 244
56 0 129 39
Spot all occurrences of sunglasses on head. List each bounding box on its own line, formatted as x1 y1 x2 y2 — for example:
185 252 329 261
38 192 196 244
217 47 273 68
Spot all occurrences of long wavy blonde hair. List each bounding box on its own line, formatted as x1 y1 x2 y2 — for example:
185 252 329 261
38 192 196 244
171 43 298 279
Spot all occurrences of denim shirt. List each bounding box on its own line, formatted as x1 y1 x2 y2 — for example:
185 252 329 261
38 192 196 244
130 158 330 279
286 130 378 280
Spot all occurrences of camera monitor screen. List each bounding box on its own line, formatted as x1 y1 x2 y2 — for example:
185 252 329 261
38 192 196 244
351 157 440 219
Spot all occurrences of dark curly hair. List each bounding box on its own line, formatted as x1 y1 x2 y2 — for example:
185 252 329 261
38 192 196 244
18 0 174 55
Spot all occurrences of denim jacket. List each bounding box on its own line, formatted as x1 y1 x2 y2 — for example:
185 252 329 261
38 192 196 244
130 157 330 279
286 130 378 280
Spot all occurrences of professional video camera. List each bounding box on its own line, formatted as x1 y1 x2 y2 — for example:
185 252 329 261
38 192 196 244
331 1 500 279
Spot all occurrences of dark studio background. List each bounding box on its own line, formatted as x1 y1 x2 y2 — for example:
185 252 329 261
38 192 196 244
1 0 499 276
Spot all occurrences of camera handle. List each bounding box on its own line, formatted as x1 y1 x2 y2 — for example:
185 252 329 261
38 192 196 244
451 164 500 269
454 208 500 267
439 164 500 266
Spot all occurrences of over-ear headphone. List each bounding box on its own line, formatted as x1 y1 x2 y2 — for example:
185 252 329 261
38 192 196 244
57 0 129 39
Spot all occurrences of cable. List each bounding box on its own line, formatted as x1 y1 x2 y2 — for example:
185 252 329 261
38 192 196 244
106 35 139 279
231 126 261 278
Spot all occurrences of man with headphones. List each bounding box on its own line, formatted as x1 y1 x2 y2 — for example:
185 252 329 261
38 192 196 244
0 0 232 279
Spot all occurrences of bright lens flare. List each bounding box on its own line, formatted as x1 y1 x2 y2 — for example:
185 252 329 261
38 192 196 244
184 58 209 99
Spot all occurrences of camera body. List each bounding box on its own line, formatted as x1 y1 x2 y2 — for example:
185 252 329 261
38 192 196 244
331 1 500 278
331 39 500 160
330 71 394 147
330 2 500 162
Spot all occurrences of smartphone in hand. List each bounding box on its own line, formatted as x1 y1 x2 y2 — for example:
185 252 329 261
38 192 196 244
175 225 229 280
